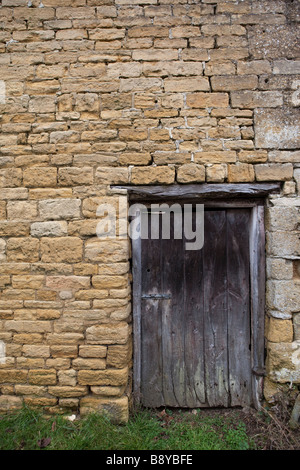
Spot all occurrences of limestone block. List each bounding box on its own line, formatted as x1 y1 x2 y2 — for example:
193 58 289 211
164 77 209 92
23 167 57 188
46 276 90 290
92 275 128 289
12 275 44 289
249 25 299 59
22 345 50 358
28 369 57 385
38 199 81 220
15 385 47 396
131 165 175 185
107 343 132 369
0 168 22 188
95 167 129 184
86 323 129 345
206 164 227 183
47 386 88 397
266 258 293 280
194 151 236 164
80 396 129 423
31 221 68 237
265 317 293 343
267 280 300 313
267 232 300 257
90 386 125 397
186 92 229 108
40 237 83 263
58 369 77 387
227 163 255 182
0 369 27 384
266 341 300 383
239 151 268 163
231 91 283 108
7 201 38 220
85 239 129 263
0 395 23 411
265 206 299 231
211 75 258 91
255 164 293 181
58 167 94 186
79 345 107 358
78 367 128 386
72 358 106 370
7 238 39 262
28 96 56 113
50 345 78 358
176 164 205 184
254 109 300 149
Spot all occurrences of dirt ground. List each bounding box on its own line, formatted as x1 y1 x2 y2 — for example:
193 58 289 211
168 405 300 450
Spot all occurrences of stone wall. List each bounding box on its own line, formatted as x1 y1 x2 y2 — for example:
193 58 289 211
0 0 299 421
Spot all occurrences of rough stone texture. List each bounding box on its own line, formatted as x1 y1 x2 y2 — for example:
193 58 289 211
255 109 300 149
0 0 299 420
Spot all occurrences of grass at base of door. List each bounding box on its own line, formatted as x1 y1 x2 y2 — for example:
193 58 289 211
0 405 256 451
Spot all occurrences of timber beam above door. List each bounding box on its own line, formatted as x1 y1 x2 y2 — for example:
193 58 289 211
113 183 281 201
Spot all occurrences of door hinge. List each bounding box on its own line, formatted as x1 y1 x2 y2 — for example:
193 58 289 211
252 367 266 377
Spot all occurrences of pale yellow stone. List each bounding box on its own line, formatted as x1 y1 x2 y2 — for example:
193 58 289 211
266 317 293 343
177 163 205 184
80 396 129 423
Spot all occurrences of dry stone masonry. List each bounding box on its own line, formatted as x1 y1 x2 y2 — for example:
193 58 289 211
0 0 299 422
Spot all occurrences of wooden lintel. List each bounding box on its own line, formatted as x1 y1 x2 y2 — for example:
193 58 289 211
112 183 281 200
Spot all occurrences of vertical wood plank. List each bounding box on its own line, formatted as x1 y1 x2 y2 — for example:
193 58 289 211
250 205 266 409
140 210 164 407
161 212 185 406
203 210 229 407
132 231 142 403
227 209 252 406
183 208 206 406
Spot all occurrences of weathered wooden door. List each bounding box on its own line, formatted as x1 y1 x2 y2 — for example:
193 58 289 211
136 207 254 408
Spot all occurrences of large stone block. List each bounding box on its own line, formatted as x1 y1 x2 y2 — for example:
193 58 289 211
254 109 300 149
7 201 38 220
176 164 205 184
86 323 129 345
267 341 300 383
131 166 175 185
266 280 300 313
31 221 68 237
267 232 300 257
80 396 129 423
38 199 81 221
265 206 299 232
0 395 23 411
6 238 39 262
249 24 300 59
265 317 293 343
78 367 128 387
40 237 83 263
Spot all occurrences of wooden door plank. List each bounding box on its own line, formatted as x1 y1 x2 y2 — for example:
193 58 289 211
203 210 229 407
132 228 142 403
140 211 164 407
227 209 252 406
183 210 206 407
250 205 266 409
161 212 185 407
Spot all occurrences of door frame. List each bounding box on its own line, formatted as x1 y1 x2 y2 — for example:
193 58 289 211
117 183 281 410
